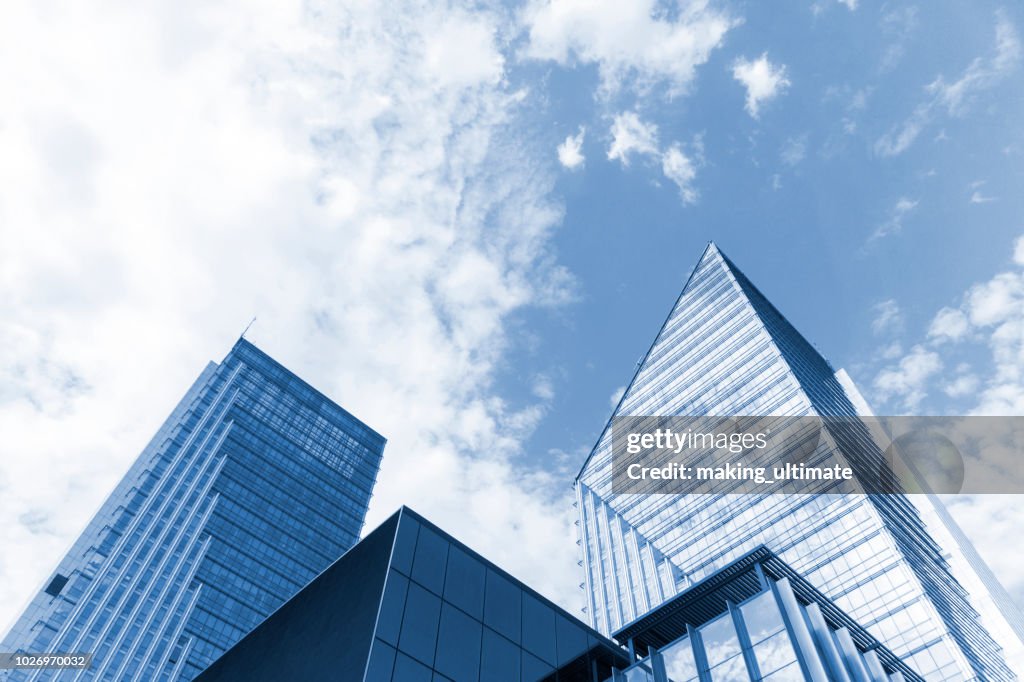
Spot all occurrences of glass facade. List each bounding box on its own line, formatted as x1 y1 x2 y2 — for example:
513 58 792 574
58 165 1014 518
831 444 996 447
195 507 633 682
608 547 921 682
576 243 1014 680
1 339 385 681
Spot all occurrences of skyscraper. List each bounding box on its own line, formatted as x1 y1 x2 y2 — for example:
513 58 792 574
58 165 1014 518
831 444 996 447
575 243 1015 680
1 339 385 681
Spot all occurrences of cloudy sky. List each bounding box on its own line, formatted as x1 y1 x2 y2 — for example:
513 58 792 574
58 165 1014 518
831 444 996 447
1 0 1022 634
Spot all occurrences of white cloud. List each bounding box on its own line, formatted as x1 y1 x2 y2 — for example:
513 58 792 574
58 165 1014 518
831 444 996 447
966 271 1023 327
873 345 943 410
879 6 918 72
661 144 699 205
522 0 734 96
606 113 701 205
871 299 903 335
780 135 807 166
838 0 858 9
873 103 930 157
912 234 1024 415
880 341 903 360
607 112 659 165
871 197 918 241
609 385 626 409
944 373 979 398
732 53 791 119
929 307 971 342
532 375 556 401
876 13 1020 156
557 127 586 169
932 14 1021 115
968 180 997 204
0 0 585 628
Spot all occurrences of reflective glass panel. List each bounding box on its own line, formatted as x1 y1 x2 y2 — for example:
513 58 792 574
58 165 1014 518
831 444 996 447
392 517 419 575
709 654 749 681
740 591 786 644
393 652 432 682
481 627 520 682
522 593 557 665
443 546 485 620
762 661 805 681
555 614 589 666
623 663 653 682
399 583 441 666
365 639 396 681
699 614 742 665
411 527 449 595
434 603 481 682
484 570 521 643
661 636 699 682
753 630 798 676
377 570 409 646
522 650 554 682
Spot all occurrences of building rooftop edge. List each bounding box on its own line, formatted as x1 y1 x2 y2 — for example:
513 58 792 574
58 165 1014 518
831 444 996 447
228 337 387 445
394 506 629 660
573 241 718 483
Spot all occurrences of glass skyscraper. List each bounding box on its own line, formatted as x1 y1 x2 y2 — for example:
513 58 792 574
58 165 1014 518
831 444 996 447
575 243 1015 680
1 339 385 681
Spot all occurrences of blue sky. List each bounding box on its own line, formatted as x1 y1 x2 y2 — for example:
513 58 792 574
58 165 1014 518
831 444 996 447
500 0 1024 461
0 0 1022 641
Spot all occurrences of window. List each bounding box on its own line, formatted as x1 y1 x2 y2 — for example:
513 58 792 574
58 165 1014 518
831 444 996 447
392 517 419 575
44 574 69 597
699 614 749 681
411 528 449 595
752 631 798 677
521 593 556 665
554 614 589 667
762 661 804 681
377 570 409 646
484 570 521 644
661 636 699 682
623 663 653 682
434 603 481 682
393 652 432 682
443 547 485 620
739 592 786 644
365 640 396 680
522 650 553 681
481 628 520 682
700 614 741 665
398 584 441 666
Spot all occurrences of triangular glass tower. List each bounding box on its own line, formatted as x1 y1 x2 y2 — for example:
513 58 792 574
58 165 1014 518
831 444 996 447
576 243 1015 680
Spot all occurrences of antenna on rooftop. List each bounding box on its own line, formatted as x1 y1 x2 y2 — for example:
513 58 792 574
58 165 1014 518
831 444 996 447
240 316 257 339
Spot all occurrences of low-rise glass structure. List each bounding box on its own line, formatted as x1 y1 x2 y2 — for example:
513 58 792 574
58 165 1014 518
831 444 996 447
195 507 632 682
608 547 921 682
